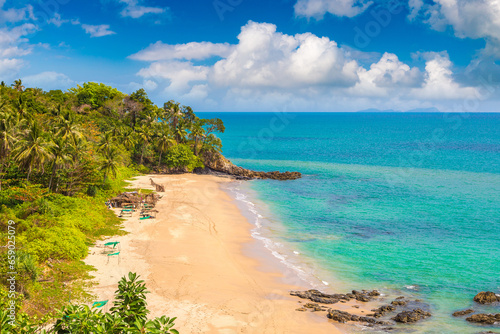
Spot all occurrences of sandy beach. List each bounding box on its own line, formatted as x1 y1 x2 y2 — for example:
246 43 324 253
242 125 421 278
85 174 369 333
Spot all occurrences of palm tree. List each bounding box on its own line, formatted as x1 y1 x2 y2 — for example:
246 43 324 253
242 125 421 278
98 131 115 154
173 119 188 144
120 128 136 151
13 122 54 181
12 79 24 92
12 95 29 120
135 125 152 165
189 120 206 156
0 107 18 190
55 111 83 145
48 134 72 191
165 101 183 143
156 131 175 167
100 147 120 184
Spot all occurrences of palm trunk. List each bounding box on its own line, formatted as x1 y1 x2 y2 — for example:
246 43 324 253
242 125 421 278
194 137 199 156
0 162 3 192
0 155 5 191
48 157 59 191
158 151 162 167
27 167 31 181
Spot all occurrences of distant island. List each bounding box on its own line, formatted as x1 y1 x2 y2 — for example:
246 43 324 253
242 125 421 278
356 107 441 113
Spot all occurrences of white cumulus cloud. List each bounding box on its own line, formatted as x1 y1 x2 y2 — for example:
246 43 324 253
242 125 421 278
409 0 500 57
130 41 233 61
412 52 478 99
294 0 373 18
350 52 423 97
48 13 69 27
0 23 36 79
81 24 116 38
0 0 35 23
116 0 166 19
211 21 359 88
131 21 481 111
23 71 75 90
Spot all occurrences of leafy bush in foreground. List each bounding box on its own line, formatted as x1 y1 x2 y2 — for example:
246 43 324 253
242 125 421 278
0 272 179 334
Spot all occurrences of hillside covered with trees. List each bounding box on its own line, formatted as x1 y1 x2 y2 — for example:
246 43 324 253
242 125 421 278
0 80 225 331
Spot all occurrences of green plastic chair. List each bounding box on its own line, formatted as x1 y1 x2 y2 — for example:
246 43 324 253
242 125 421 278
104 241 119 249
92 300 108 308
139 216 151 220
107 251 120 264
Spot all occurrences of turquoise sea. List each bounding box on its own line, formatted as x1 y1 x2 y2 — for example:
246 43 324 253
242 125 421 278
200 112 500 333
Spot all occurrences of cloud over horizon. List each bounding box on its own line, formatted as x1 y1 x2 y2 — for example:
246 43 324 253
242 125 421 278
132 21 480 111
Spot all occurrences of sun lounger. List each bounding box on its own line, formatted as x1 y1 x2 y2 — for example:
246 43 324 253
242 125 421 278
119 210 133 217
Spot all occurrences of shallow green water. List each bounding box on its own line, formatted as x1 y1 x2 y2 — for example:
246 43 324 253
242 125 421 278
202 112 500 333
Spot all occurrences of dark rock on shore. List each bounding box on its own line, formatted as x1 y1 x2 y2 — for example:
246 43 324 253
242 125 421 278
466 313 500 325
327 309 389 325
392 308 431 323
296 303 327 312
290 290 342 304
200 151 301 181
474 292 500 304
391 297 408 306
453 309 475 317
369 305 397 318
290 289 381 304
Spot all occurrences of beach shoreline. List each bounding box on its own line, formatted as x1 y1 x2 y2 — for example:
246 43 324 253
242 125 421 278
84 174 381 333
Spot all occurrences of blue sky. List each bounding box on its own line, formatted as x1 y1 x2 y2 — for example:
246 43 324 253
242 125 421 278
1 0 500 111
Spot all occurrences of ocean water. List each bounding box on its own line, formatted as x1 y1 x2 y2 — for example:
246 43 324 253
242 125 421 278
200 112 500 333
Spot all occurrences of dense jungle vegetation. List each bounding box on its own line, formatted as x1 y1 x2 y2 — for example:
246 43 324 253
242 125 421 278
0 79 225 332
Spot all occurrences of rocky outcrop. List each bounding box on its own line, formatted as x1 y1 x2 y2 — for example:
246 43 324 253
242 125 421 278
199 151 301 181
453 309 475 317
391 297 408 306
290 289 381 304
466 314 500 325
474 292 500 304
369 305 397 318
327 309 389 325
295 303 327 312
392 309 431 323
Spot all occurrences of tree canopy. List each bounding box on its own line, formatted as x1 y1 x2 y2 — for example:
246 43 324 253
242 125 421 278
0 79 226 329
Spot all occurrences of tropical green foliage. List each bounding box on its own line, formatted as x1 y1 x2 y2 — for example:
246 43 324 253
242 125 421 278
0 272 178 333
69 82 123 110
0 79 223 324
164 144 204 172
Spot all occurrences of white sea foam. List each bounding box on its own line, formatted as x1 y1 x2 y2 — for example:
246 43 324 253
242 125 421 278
224 181 329 290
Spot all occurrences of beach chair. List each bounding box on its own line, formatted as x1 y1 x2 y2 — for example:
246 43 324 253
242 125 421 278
143 203 154 209
119 210 133 217
104 241 120 249
92 300 108 308
139 216 151 221
107 251 120 264
140 209 158 219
